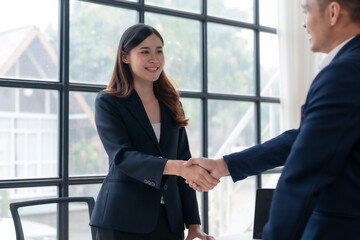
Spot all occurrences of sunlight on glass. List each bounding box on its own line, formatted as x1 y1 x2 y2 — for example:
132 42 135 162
69 0 137 84
209 177 256 237
0 87 58 180
259 0 278 28
0 0 59 81
208 23 254 95
0 187 57 240
208 0 254 23
260 32 280 97
208 100 256 237
146 0 201 13
261 173 281 188
261 103 281 143
69 92 108 176
181 98 202 157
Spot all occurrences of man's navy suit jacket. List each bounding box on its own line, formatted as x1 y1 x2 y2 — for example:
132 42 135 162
89 90 200 233
224 35 360 239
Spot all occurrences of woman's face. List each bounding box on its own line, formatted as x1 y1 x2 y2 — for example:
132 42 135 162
122 33 165 85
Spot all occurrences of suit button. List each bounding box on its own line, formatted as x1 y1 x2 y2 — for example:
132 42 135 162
163 184 168 190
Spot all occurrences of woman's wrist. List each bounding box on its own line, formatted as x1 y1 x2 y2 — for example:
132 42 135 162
188 224 201 230
163 159 183 176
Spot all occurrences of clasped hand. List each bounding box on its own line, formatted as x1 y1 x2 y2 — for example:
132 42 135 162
182 157 229 192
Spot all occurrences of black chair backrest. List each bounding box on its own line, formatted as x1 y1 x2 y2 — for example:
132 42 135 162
253 188 274 239
9 196 96 240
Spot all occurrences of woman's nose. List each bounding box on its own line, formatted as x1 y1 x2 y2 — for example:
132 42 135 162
149 54 159 63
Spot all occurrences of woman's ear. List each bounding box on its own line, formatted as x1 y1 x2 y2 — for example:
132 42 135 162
122 54 130 64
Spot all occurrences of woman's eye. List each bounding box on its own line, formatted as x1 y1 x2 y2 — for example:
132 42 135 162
141 51 149 54
157 50 163 54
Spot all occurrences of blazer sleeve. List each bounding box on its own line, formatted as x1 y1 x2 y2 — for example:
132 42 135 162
223 129 298 182
95 93 167 190
263 62 360 239
176 127 201 227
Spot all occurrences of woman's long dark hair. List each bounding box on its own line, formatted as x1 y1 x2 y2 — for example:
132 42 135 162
107 23 188 127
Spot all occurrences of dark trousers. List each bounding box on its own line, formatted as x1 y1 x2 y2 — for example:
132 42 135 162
93 205 184 240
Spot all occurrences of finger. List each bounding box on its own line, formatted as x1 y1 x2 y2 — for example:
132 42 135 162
188 180 206 192
196 178 213 191
203 172 220 185
188 181 198 190
198 170 219 188
187 181 194 187
197 179 214 192
192 182 205 192
184 157 198 167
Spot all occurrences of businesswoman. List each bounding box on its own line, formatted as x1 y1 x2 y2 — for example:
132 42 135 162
89 23 217 240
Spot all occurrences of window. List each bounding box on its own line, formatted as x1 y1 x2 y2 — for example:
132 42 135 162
0 0 280 238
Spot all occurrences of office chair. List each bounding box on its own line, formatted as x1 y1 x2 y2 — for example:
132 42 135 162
253 188 274 239
9 196 96 240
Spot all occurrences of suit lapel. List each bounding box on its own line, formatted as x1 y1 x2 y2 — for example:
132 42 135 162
125 90 162 153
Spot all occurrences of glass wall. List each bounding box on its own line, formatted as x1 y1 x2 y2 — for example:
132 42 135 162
0 0 280 239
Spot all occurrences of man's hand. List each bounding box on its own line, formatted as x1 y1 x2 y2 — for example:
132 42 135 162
163 160 220 191
183 157 229 192
180 164 220 191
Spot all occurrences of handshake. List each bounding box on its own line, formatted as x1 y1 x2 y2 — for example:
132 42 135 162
174 157 230 192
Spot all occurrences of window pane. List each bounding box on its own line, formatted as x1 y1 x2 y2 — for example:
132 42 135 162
69 184 101 200
208 100 255 160
208 23 254 95
208 0 254 23
208 100 256 236
146 0 201 13
69 184 103 239
69 202 93 240
209 176 256 237
260 33 280 97
0 87 58 180
0 0 59 81
146 13 202 91
261 103 281 143
181 98 202 157
0 187 57 240
69 0 137 84
0 88 15 111
259 0 278 28
261 173 281 188
69 92 108 176
17 201 90 240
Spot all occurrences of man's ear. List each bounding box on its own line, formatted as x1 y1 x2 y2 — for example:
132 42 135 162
328 1 341 26
122 54 130 64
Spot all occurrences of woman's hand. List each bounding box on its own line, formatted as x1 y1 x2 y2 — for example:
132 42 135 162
186 224 215 240
164 160 220 191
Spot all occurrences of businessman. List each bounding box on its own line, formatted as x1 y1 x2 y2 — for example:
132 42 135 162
185 0 360 239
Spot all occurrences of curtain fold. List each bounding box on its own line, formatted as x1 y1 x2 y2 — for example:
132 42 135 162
277 0 324 130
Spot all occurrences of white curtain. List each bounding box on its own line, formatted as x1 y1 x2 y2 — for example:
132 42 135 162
277 0 325 130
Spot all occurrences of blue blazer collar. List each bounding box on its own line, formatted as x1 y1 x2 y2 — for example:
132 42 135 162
333 34 360 61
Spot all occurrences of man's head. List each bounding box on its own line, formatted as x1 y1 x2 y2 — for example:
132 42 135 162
301 0 360 53
318 0 360 22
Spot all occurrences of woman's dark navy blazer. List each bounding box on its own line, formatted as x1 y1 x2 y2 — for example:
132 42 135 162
89 90 200 233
